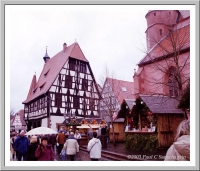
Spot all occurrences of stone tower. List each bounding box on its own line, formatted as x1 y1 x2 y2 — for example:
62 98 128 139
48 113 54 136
145 10 180 52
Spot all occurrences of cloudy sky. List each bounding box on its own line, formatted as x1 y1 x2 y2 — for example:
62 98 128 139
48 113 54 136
4 4 196 167
5 5 192 113
5 5 148 112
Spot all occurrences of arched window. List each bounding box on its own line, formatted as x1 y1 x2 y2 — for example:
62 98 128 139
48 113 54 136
168 67 178 98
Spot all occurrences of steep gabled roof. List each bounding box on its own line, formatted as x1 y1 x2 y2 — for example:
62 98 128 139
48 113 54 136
140 94 183 114
26 74 37 101
106 78 134 104
23 42 88 103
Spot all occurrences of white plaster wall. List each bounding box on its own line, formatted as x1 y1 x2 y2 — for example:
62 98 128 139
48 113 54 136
50 116 65 131
42 118 48 127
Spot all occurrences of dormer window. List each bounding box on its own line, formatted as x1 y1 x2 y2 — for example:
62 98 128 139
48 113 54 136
44 69 50 77
121 87 127 92
154 13 156 16
32 87 38 93
39 82 46 90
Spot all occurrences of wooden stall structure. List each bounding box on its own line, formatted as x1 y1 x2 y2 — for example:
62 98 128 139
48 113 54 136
156 113 184 147
139 95 185 148
108 118 126 142
124 95 185 151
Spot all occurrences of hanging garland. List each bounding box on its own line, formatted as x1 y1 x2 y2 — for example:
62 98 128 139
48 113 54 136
131 97 157 129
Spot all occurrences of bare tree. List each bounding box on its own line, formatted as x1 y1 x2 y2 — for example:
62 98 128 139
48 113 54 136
135 11 190 106
98 66 123 146
10 108 15 116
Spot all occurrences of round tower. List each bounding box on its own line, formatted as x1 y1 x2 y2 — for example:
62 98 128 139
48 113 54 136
145 10 180 52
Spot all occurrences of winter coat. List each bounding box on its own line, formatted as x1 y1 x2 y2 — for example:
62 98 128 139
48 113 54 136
63 138 79 155
164 135 190 161
13 135 29 155
74 133 81 139
87 138 102 159
48 134 57 146
26 142 38 161
35 144 55 161
57 132 66 145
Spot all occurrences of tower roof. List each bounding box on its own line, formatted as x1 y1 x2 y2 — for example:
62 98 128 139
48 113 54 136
43 49 50 58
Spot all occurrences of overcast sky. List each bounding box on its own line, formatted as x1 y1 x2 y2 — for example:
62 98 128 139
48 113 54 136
5 5 192 113
5 5 149 112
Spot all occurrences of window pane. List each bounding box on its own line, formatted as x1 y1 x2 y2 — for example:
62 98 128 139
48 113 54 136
65 75 72 88
73 96 79 108
82 79 88 90
69 59 76 70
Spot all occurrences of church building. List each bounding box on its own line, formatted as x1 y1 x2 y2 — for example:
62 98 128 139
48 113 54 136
134 10 190 98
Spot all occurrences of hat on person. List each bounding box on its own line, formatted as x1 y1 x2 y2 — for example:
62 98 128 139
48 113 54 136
20 130 25 135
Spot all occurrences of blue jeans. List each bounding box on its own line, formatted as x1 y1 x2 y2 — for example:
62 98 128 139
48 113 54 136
17 153 26 161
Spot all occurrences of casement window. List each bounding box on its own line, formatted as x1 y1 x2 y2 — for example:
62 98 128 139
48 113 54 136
65 75 72 88
73 96 80 108
89 99 95 110
55 93 62 107
168 67 179 98
69 59 76 71
82 79 88 90
80 62 86 73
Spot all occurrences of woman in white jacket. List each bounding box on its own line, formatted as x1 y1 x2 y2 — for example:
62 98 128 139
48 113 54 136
164 119 190 161
87 132 102 161
63 132 79 161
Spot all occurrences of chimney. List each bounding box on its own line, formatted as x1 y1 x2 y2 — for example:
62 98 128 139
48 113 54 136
63 43 67 52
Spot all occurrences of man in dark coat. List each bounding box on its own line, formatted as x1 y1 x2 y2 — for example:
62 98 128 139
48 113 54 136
13 130 29 161
48 134 57 151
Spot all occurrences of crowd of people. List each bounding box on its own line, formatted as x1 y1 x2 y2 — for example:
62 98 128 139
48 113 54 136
10 126 108 161
10 115 190 162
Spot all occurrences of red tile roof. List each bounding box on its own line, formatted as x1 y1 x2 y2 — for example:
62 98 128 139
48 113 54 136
26 74 37 100
106 78 134 104
23 42 88 103
139 24 190 66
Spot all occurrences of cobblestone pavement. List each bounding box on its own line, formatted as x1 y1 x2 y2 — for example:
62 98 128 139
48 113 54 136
55 150 108 161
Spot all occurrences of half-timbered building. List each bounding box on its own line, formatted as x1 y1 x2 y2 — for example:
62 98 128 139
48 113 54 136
23 42 101 131
10 109 26 132
99 77 134 122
